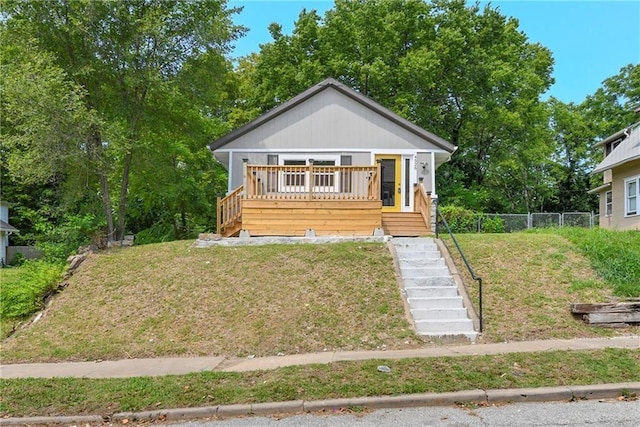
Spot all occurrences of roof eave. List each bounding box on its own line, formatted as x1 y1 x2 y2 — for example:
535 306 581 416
592 155 640 175
587 183 611 194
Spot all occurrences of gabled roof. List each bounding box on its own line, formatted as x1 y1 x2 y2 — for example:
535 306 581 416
209 78 456 153
0 219 18 233
592 123 640 174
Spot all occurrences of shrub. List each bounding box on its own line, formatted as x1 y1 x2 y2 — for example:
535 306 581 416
481 216 506 233
439 205 478 233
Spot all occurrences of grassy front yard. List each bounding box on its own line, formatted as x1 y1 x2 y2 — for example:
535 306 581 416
1 241 421 362
2 229 638 419
3 230 637 363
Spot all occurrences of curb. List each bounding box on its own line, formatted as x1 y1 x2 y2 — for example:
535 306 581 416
2 383 638 426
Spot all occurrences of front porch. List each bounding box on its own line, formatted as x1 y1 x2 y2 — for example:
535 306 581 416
217 164 433 238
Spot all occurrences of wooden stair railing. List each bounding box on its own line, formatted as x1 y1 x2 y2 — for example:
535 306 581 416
413 182 432 232
217 185 243 236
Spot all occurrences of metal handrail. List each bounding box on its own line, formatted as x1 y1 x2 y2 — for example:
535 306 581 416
435 205 483 333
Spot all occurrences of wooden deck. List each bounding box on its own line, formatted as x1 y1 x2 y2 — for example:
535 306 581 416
216 164 433 237
242 199 382 236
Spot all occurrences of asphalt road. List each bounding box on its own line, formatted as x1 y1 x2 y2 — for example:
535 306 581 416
169 399 640 427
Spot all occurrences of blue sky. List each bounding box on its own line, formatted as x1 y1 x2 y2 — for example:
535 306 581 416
229 0 640 104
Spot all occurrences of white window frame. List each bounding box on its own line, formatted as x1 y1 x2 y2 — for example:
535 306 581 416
605 190 612 217
625 175 640 217
279 155 340 193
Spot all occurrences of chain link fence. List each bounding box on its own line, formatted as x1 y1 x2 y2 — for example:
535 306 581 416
438 210 597 233
481 212 595 232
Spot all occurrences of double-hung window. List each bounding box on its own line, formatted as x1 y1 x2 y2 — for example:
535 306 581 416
626 175 640 216
605 190 612 217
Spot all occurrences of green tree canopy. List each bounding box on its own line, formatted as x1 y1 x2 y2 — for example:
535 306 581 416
1 0 243 246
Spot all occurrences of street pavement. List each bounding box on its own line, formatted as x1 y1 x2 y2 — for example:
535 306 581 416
168 399 640 427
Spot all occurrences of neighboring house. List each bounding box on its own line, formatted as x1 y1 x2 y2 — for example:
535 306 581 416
209 78 456 237
0 200 19 266
589 122 640 230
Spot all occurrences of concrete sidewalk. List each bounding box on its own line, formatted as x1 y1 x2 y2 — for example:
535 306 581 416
1 336 638 379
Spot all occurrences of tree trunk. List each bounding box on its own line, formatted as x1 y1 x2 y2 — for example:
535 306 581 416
89 127 115 242
116 150 133 241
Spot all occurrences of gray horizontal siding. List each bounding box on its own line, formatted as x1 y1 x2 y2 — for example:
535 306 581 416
218 89 445 152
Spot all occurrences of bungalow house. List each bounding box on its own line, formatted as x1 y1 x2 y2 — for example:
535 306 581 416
210 78 456 237
589 122 640 230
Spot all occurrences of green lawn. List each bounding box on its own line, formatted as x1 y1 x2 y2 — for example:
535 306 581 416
1 348 638 417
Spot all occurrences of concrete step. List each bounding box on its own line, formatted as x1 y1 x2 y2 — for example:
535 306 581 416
408 297 464 309
393 242 438 250
398 258 446 269
405 286 460 298
403 277 456 287
411 308 470 320
391 239 437 251
394 250 442 260
420 332 478 341
401 267 451 278
414 318 475 334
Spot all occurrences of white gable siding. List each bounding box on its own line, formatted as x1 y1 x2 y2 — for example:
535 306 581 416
217 88 446 152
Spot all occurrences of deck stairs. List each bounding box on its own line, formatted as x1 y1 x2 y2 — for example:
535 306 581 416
391 237 477 341
221 220 242 237
382 212 430 236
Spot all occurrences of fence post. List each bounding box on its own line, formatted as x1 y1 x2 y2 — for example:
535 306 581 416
561 213 565 228
527 212 532 229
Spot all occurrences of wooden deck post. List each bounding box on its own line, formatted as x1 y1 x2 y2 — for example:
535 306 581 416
242 158 248 197
216 196 222 234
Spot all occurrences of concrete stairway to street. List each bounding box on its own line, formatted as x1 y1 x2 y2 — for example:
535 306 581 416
391 237 478 341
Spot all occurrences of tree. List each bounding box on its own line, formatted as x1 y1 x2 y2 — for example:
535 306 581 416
234 0 554 212
2 0 243 242
580 64 640 140
547 98 598 212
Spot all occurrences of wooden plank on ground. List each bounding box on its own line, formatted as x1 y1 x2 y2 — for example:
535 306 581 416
584 312 640 324
571 302 640 314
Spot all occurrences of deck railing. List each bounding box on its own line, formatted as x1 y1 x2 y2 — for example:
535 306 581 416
413 181 432 232
216 185 243 234
244 164 381 201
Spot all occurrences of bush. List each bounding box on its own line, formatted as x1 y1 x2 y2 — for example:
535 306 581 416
0 260 65 319
439 205 478 233
481 216 506 233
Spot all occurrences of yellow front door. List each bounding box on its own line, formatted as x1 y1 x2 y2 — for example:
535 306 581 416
375 155 402 212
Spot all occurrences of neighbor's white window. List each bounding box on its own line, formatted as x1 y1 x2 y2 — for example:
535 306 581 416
605 190 612 217
625 175 639 216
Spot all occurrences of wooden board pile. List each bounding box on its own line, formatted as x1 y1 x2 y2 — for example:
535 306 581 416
571 302 640 327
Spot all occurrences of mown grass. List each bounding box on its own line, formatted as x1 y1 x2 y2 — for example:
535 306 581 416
1 348 638 417
4 231 636 363
442 230 635 342
0 261 65 339
1 241 421 363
